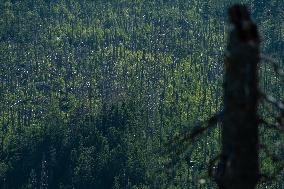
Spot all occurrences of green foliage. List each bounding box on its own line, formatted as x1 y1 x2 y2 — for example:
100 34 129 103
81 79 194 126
0 0 283 188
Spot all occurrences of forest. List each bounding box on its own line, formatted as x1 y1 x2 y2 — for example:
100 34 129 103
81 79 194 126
0 0 283 188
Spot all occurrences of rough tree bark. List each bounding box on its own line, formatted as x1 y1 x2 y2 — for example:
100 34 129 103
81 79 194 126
216 5 260 189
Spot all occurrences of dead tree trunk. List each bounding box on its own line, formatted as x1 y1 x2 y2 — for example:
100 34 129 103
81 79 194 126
216 5 260 189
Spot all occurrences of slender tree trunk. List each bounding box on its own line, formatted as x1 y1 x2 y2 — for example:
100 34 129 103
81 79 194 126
217 5 260 189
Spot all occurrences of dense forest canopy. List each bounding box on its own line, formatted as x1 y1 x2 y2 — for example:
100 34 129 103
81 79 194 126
0 0 283 188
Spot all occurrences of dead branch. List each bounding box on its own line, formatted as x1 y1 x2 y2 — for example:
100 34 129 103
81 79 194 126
173 112 223 145
260 54 284 77
259 118 284 132
163 112 223 178
260 93 284 112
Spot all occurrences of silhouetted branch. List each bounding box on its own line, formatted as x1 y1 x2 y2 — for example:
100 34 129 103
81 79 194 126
261 54 284 77
173 111 223 145
163 112 223 177
259 118 284 132
164 111 223 158
260 93 284 112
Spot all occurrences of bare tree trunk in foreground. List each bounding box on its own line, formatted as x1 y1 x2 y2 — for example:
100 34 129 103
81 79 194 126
216 4 260 189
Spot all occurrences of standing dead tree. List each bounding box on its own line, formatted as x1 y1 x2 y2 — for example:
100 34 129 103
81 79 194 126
166 3 284 189
216 4 260 189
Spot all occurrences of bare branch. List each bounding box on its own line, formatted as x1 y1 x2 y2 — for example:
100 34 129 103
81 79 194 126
259 118 284 132
173 111 223 145
260 54 284 77
162 112 223 178
260 93 284 111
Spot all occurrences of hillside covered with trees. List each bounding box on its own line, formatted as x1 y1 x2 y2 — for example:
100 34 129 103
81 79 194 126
0 0 283 188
